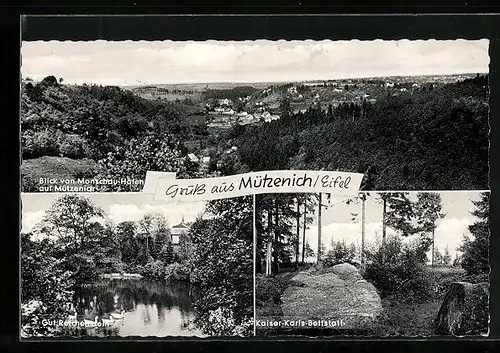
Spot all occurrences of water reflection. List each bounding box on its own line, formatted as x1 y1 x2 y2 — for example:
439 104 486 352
70 279 206 337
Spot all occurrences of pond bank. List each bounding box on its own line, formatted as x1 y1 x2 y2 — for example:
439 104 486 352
100 273 143 280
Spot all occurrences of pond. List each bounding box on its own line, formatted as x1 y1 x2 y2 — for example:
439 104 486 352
71 279 206 337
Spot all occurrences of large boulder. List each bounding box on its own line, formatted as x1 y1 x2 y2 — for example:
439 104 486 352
435 281 489 336
280 263 382 329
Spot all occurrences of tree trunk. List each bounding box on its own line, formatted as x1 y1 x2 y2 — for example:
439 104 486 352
302 203 307 264
431 225 435 267
256 253 262 274
317 193 322 266
361 194 366 265
382 197 387 264
265 207 273 276
272 200 280 274
295 199 300 271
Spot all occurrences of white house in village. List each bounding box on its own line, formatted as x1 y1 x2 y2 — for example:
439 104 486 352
219 98 232 106
201 156 211 164
187 153 199 163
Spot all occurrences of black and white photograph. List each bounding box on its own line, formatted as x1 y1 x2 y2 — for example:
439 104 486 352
20 39 490 192
20 193 253 338
255 191 490 336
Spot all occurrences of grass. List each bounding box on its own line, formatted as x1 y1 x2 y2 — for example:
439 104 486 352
21 156 98 192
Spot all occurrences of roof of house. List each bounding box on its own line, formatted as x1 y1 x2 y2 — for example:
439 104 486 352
172 222 189 229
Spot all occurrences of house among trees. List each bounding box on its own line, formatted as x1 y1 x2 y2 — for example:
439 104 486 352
171 216 192 253
218 98 232 107
187 153 199 163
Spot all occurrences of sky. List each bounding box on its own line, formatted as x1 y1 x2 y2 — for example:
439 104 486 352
20 39 490 86
21 191 486 263
21 193 207 236
303 191 487 262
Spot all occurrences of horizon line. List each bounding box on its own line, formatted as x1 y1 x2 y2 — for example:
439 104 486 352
21 71 488 88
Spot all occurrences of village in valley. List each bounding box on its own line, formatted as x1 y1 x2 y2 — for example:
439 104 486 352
128 73 480 176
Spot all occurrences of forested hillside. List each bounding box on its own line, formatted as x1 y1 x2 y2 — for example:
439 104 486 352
21 75 489 191
21 76 208 191
232 75 489 190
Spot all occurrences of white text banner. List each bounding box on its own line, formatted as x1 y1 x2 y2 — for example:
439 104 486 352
152 170 364 202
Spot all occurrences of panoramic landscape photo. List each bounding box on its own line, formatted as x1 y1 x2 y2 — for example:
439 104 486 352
20 39 490 192
20 193 253 338
255 191 490 336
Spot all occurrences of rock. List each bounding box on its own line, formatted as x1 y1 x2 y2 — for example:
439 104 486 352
329 263 364 282
435 281 489 336
281 263 382 329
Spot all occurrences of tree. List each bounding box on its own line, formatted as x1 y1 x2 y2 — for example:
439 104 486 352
159 242 174 264
324 240 356 267
21 233 74 337
39 195 105 254
138 212 169 260
459 192 490 276
304 242 315 260
376 192 419 263
279 96 292 118
189 197 253 336
116 221 140 265
96 132 188 191
301 197 315 264
442 246 452 266
433 247 443 266
414 192 446 266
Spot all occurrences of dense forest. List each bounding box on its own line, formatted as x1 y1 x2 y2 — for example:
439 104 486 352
232 75 489 190
21 74 489 191
21 76 210 191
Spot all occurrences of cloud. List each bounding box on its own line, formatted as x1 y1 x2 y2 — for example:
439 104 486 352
434 217 473 253
21 39 490 85
107 202 205 226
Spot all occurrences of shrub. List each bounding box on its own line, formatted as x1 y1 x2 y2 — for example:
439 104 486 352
24 130 62 158
58 134 89 159
194 287 252 336
21 174 39 192
323 240 356 267
363 235 432 301
142 260 166 280
256 274 283 306
164 262 191 282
